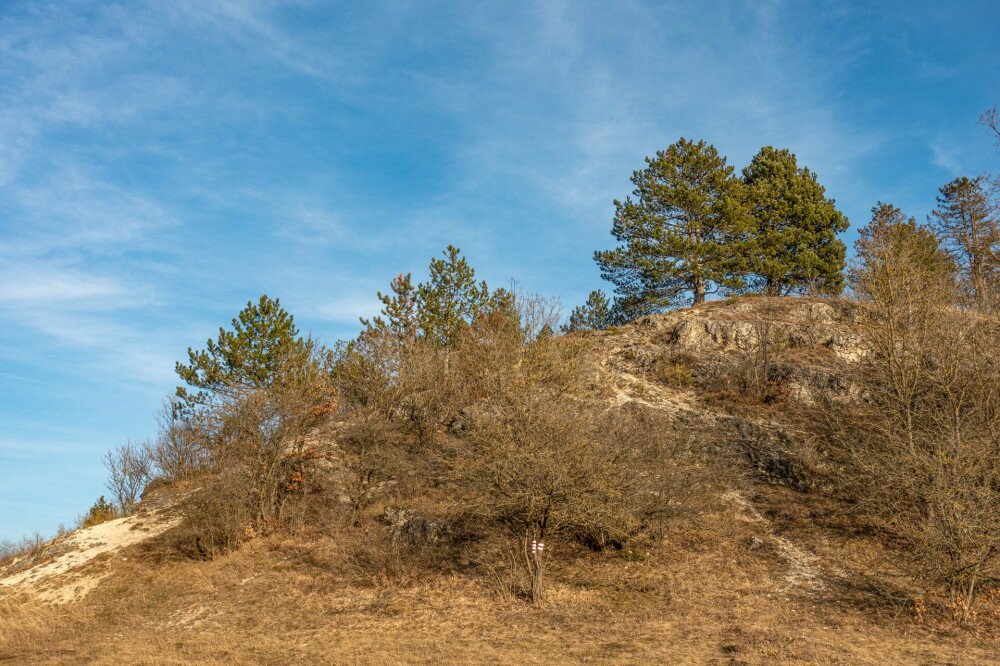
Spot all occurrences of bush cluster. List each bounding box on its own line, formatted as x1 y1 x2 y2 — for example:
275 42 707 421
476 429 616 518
79 122 998 619
88 248 716 603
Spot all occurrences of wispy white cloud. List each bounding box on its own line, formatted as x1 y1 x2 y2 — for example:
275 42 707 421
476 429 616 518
930 135 977 177
0 370 51 386
1 0 996 540
3 171 178 254
274 204 349 245
0 4 193 390
0 266 126 305
0 440 78 456
311 293 382 325
425 0 889 276
177 0 339 81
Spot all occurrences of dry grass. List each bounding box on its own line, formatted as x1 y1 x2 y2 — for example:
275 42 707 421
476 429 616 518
0 592 91 662
3 493 998 665
5 296 998 663
0 533 47 569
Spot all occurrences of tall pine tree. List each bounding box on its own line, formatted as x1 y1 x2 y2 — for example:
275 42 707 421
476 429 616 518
175 295 305 409
742 146 848 296
360 273 419 341
361 246 503 349
416 245 495 347
595 138 751 310
930 176 999 311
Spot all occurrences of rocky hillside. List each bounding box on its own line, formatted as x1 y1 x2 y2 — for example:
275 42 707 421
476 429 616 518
579 298 858 487
2 296 997 664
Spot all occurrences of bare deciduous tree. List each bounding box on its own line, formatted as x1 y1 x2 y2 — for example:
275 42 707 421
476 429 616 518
145 398 210 481
827 209 1000 621
980 106 1000 146
103 441 152 515
450 311 707 602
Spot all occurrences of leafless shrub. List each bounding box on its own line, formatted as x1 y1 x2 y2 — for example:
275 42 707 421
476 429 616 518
333 330 459 526
145 398 210 481
329 294 718 601
178 466 255 558
332 287 567 497
0 533 46 567
178 341 335 556
840 309 1000 622
457 400 704 538
336 406 403 523
103 441 152 515
816 215 1000 622
747 317 785 398
699 310 789 404
510 283 562 341
285 517 453 590
982 106 1000 146
448 312 711 601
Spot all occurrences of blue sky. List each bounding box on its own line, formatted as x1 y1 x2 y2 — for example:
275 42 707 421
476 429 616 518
1 0 997 540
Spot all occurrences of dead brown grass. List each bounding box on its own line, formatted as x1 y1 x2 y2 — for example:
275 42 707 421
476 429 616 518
4 493 999 665
0 533 47 569
7 296 998 663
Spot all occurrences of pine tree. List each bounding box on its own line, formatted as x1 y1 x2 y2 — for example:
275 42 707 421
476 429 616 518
360 273 419 341
594 138 752 310
742 146 848 296
851 202 955 302
563 290 613 332
175 294 305 409
607 293 657 324
930 176 999 311
360 246 507 351
416 245 493 347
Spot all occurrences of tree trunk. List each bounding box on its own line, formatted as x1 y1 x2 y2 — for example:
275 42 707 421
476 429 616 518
765 277 781 297
523 533 546 603
693 279 706 305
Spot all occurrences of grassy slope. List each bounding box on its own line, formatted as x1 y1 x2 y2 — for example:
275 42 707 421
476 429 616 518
3 490 996 665
3 298 998 664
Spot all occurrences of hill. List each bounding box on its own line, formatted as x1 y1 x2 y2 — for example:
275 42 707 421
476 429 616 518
2 296 998 664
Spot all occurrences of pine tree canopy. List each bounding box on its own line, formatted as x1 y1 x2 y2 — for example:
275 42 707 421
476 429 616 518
563 290 613 332
361 245 503 349
930 176 999 310
417 245 493 347
742 146 848 296
175 294 305 408
594 138 752 311
850 202 956 300
360 273 419 341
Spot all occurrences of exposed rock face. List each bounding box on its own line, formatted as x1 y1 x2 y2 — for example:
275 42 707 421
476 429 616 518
381 507 450 547
576 297 859 488
629 299 861 362
582 297 857 397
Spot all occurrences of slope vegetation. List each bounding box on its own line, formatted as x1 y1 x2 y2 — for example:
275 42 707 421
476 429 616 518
2 297 997 664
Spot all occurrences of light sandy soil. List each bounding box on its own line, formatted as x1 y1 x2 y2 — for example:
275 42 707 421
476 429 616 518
0 508 180 604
